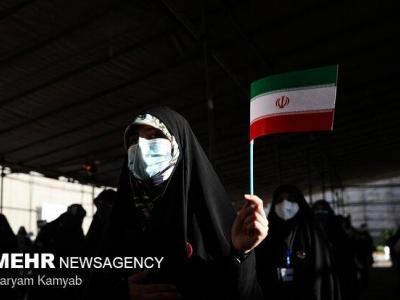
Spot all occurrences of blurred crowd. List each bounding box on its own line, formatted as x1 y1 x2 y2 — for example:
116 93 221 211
0 189 116 300
0 185 398 300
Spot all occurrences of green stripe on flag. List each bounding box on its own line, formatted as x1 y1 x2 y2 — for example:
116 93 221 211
251 65 338 99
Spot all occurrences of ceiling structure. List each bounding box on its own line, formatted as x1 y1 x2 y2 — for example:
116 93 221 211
0 0 399 202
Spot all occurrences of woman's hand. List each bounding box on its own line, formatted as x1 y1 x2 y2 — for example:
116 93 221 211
128 271 182 300
231 194 269 254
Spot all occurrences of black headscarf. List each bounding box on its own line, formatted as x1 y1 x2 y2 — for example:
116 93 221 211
256 184 341 300
91 106 262 300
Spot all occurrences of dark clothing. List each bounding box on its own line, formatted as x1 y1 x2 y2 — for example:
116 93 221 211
17 227 33 253
27 211 86 300
313 201 358 300
32 212 85 255
85 106 262 300
387 228 400 274
85 190 116 256
85 213 106 256
352 228 374 286
85 190 117 256
0 213 18 253
0 214 21 300
256 185 341 300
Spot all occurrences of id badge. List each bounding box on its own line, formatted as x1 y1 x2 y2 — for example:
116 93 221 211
277 267 294 282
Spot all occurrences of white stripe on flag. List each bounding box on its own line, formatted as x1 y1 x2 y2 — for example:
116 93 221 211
250 86 337 124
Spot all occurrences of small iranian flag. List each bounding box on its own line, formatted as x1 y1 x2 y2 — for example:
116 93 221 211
250 65 338 140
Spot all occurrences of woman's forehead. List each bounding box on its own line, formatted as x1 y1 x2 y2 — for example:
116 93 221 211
277 191 290 198
132 124 159 134
275 191 299 203
127 124 167 144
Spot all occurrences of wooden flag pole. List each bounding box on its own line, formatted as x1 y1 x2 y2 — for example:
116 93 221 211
250 139 254 195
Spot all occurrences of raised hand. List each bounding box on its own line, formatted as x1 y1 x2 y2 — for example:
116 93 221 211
231 194 269 254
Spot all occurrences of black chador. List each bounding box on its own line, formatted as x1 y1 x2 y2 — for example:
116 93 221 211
85 106 263 300
256 185 341 300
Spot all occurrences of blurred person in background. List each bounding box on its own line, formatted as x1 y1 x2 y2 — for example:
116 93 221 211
387 227 400 275
32 204 86 255
256 185 341 300
312 200 358 300
85 189 117 255
27 204 86 300
354 223 375 286
0 213 21 300
16 226 33 253
0 213 18 253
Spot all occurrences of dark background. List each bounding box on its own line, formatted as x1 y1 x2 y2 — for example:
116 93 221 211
0 0 398 203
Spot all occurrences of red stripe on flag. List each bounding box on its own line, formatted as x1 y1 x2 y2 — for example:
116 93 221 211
250 111 334 140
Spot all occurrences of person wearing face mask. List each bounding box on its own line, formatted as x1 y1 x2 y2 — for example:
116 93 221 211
255 184 341 300
84 106 268 300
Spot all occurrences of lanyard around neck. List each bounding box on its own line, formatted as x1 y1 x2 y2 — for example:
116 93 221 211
284 226 298 267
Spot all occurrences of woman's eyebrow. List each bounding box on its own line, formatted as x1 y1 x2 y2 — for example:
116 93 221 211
143 127 157 133
149 128 167 137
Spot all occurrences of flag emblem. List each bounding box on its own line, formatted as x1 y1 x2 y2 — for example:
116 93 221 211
250 65 338 140
276 96 290 109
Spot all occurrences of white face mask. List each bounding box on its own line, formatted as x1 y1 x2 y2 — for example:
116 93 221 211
127 137 174 184
274 199 299 221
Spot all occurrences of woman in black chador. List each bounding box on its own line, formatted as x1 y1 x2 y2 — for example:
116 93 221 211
86 106 268 300
0 214 20 300
255 185 341 300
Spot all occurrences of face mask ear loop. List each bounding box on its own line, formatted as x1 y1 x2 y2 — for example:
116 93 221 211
157 152 182 200
127 143 140 170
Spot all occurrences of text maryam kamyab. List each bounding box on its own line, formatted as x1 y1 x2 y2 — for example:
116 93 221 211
0 275 83 289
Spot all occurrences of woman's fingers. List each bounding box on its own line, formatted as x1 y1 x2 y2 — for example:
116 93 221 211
231 194 269 254
241 195 267 227
243 210 268 229
239 194 264 216
241 200 269 242
244 195 266 215
246 220 267 238
244 194 264 209
236 202 256 226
